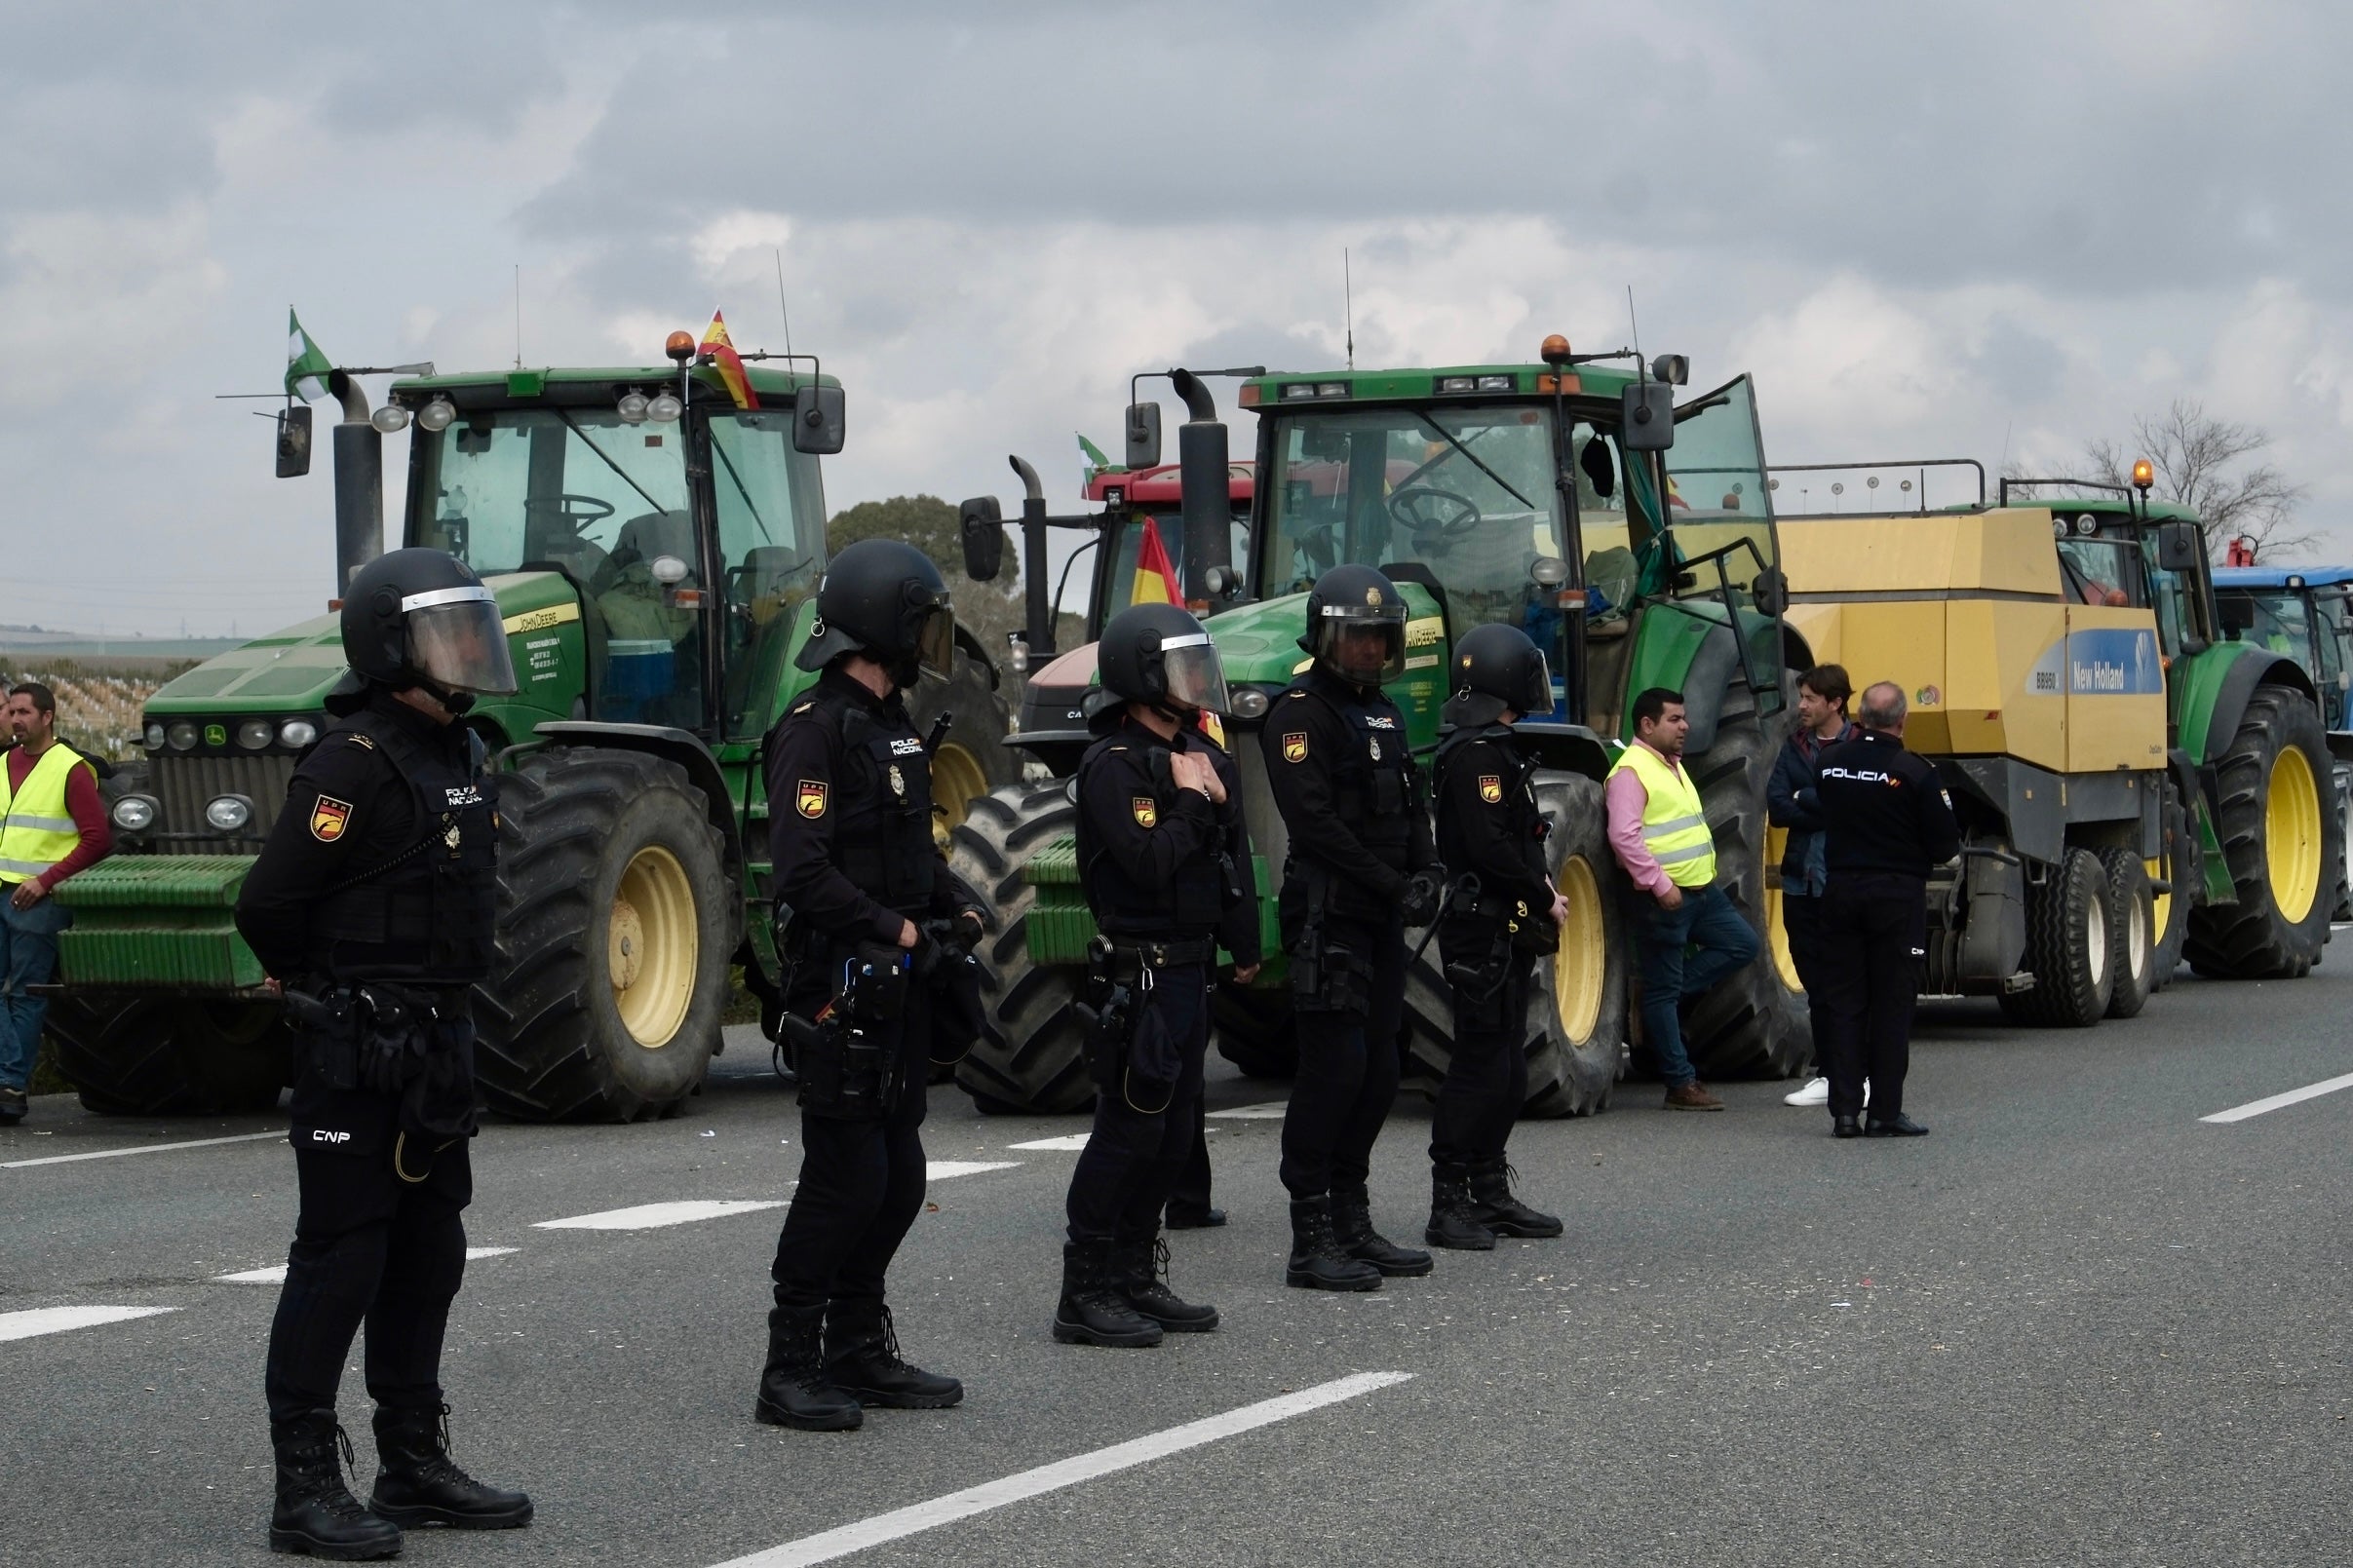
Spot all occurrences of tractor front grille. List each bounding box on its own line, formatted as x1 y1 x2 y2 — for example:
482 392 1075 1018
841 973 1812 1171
147 752 295 854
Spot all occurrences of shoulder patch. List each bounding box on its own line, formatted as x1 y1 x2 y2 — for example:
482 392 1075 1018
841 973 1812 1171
790 701 815 716
795 780 829 819
1132 796 1158 829
309 796 354 842
345 733 376 751
1478 774 1503 804
1281 731 1308 764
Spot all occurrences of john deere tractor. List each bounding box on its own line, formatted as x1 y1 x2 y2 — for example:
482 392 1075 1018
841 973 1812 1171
1777 465 2336 1027
2211 561 2353 916
945 339 1813 1117
49 340 1014 1121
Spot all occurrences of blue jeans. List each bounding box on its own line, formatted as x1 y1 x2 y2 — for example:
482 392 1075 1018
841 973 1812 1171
0 893 70 1090
1636 883 1759 1088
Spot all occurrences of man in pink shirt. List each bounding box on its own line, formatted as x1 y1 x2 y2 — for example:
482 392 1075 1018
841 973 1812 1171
1604 688 1756 1111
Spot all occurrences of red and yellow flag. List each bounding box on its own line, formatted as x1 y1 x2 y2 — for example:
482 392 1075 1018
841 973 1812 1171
698 311 759 409
1132 516 1182 607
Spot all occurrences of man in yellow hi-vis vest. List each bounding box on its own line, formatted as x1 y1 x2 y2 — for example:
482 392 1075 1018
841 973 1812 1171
0 682 113 1126
1605 687 1757 1111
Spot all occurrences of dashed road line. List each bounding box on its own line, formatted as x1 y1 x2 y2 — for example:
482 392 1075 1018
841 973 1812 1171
536 1200 787 1232
925 1161 1022 1180
0 1305 180 1344
2 1129 285 1168
1004 1134 1091 1151
2200 1069 2353 1124
1205 1102 1288 1120
710 1371 1414 1567
213 1246 518 1285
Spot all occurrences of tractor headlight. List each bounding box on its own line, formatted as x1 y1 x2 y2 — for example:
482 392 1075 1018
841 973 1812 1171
2074 514 2100 536
617 391 650 424
277 718 319 748
235 719 275 750
647 390 683 423
144 722 166 749
111 795 158 833
166 721 199 751
204 794 254 832
416 396 458 433
369 403 411 434
1229 687 1271 721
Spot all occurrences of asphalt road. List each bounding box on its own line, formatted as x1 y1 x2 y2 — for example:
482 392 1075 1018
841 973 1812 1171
2 957 2347 1568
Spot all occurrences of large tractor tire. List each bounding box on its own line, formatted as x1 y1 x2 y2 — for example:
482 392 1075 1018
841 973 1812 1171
473 747 733 1123
906 643 1017 837
2330 761 2353 923
1400 771 1627 1118
1212 984 1297 1079
948 783 1094 1114
1997 846 2112 1027
1680 687 1811 1080
44 997 290 1116
2096 847 2154 1021
2185 685 2338 978
2147 784 2193 993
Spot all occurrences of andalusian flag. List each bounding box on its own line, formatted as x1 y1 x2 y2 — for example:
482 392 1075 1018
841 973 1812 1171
285 309 332 402
1078 432 1111 489
698 310 759 409
1132 516 1182 607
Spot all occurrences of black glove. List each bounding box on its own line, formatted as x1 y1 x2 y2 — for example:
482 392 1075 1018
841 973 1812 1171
1400 867 1444 927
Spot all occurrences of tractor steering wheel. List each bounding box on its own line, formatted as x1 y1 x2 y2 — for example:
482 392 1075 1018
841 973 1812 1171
1387 485 1483 539
523 493 617 537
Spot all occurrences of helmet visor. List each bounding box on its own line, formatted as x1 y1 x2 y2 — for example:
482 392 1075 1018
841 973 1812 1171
912 600 956 682
1517 650 1555 716
1314 603 1408 684
402 587 519 695
1157 631 1232 715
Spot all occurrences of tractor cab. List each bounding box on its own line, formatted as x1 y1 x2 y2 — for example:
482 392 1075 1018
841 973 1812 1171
2214 565 2353 727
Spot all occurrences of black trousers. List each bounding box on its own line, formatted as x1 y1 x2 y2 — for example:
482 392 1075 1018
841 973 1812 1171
265 1029 472 1426
1818 874 1927 1121
1432 948 1530 1167
1169 1101 1213 1215
1280 919 1406 1198
770 987 933 1318
1782 892 1834 1071
1066 964 1210 1244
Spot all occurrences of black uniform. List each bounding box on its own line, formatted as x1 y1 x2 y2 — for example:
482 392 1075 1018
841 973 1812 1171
1430 724 1554 1167
235 689 497 1430
1262 667 1437 1198
1067 714 1259 1246
762 667 978 1324
1814 728 1961 1123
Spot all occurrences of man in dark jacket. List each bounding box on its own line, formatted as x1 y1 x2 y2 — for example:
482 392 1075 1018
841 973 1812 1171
1767 664 1853 1108
1814 682 1961 1138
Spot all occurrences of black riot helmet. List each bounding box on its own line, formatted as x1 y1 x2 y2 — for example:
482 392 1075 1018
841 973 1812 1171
1082 602 1231 723
794 538 955 686
1442 622 1553 729
338 548 519 716
1298 563 1408 686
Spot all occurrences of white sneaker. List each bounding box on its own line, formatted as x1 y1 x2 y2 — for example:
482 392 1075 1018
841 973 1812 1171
1783 1075 1830 1107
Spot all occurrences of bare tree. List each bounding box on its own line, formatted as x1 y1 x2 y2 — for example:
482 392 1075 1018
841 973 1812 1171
2079 400 2311 560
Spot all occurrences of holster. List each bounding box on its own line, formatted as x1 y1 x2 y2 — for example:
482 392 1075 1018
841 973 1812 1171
788 942 908 1119
1077 937 1138 1092
1445 932 1516 1032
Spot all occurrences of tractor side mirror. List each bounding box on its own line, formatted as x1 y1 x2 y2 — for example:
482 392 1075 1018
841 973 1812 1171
958 495 1005 582
1203 563 1242 600
2217 594 2256 636
791 385 846 454
1753 565 1790 616
1125 402 1163 469
2154 519 2202 573
1621 381 1676 452
275 404 313 478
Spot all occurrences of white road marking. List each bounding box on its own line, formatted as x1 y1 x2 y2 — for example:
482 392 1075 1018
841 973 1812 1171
1005 1134 1091 1151
1205 1101 1288 1120
213 1246 518 1284
0 1305 179 1343
925 1161 1022 1180
712 1370 1413 1568
2 1129 285 1168
535 1200 785 1232
2200 1069 2353 1124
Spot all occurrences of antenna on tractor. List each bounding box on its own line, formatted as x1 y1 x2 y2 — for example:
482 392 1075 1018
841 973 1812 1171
773 248 793 360
1343 249 1355 370
1626 286 1643 373
513 264 523 369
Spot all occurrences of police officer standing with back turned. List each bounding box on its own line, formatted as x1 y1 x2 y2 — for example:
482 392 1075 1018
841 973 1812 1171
1263 564 1443 1291
1425 624 1566 1250
235 548 532 1561
755 538 984 1433
1053 603 1260 1348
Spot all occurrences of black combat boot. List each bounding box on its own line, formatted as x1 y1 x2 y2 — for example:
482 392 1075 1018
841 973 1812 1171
1284 1195 1383 1291
1115 1236 1219 1332
268 1411 403 1560
1424 1163 1496 1251
825 1303 964 1408
1054 1241 1165 1347
368 1403 533 1530
1468 1160 1563 1239
1331 1184 1434 1277
755 1306 865 1431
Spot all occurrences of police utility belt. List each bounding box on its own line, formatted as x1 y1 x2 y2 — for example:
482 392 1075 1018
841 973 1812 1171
779 941 911 1121
283 981 463 1101
1076 934 1207 1115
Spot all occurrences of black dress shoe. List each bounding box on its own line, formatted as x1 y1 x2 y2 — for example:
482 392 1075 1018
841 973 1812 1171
1865 1114 1930 1137
1832 1115 1863 1139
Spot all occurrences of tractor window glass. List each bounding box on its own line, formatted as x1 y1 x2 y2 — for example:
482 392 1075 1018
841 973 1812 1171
2232 590 2313 667
1661 375 1776 603
1262 403 1563 633
412 410 691 588
2056 537 2146 608
713 409 829 740
2147 564 2191 657
1105 508 1252 612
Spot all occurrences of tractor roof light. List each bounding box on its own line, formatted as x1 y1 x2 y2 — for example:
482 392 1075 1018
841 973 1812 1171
647 389 683 423
369 402 411 434
617 390 651 425
665 330 697 363
1540 334 1573 365
2074 515 2100 536
2132 458 2155 491
415 396 458 432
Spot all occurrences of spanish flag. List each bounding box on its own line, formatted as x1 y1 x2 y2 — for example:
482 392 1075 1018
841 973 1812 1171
1132 516 1182 607
698 311 759 409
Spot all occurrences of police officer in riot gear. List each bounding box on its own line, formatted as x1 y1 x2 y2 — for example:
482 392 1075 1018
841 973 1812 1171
1425 624 1566 1249
1054 604 1260 1347
1262 564 1443 1290
756 538 985 1431
235 547 531 1559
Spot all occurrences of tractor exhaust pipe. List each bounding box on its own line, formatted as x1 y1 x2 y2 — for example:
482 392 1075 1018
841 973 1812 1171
328 369 384 593
1008 454 1055 659
1169 368 1233 608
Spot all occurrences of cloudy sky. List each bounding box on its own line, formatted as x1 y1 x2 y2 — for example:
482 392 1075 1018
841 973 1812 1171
10 1 2351 635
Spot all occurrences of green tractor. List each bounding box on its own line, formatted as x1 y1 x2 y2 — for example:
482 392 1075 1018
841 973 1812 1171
2212 561 2353 918
50 341 1015 1121
946 339 1812 1116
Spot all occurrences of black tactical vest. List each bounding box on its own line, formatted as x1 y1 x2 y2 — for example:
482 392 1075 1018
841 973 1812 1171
1075 733 1225 938
308 709 500 984
806 686 938 917
1302 681 1420 861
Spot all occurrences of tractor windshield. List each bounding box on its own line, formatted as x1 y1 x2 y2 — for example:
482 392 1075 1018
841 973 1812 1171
1262 403 1562 631
2224 589 2316 665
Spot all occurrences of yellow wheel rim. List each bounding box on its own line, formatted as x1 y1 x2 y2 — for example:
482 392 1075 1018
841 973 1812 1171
2145 834 2173 950
930 742 989 848
2266 743 2323 924
610 844 697 1048
1761 823 1803 991
1550 855 1605 1043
